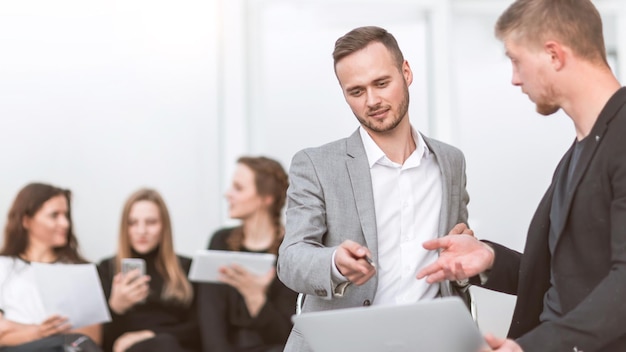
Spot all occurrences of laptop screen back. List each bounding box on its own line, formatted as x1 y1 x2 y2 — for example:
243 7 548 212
291 296 486 352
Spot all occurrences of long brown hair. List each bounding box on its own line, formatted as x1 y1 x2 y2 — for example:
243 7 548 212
227 156 289 255
115 188 193 306
0 183 87 263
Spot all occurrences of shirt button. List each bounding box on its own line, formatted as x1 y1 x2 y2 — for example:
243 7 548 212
363 299 371 306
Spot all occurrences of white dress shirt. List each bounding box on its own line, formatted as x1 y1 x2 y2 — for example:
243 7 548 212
331 126 442 305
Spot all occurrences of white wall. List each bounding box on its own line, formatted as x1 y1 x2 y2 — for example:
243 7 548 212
0 0 221 261
0 0 625 340
246 2 431 166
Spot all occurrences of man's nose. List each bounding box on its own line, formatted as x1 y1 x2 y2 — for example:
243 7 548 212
366 88 382 108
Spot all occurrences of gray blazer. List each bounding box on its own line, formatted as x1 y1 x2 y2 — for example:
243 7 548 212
277 129 470 352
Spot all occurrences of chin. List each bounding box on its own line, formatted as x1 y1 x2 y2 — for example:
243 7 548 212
134 245 156 254
52 242 67 249
536 103 560 116
228 211 245 220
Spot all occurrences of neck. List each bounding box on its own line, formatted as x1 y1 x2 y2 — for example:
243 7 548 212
560 63 621 140
241 212 276 251
21 243 57 263
366 118 416 164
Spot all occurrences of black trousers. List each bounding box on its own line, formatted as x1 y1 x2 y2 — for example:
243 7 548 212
126 334 194 352
0 334 101 352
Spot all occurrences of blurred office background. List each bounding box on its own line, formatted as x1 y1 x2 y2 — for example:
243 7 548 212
1 0 625 337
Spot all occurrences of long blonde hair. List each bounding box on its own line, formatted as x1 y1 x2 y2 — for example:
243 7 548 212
115 188 193 306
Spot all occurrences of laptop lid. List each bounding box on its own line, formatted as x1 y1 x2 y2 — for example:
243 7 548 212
291 296 486 352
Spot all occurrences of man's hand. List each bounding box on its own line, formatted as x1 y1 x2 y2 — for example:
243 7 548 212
482 334 524 352
417 234 494 283
334 240 376 286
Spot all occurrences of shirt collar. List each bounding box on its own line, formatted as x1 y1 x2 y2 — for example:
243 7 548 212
359 126 430 168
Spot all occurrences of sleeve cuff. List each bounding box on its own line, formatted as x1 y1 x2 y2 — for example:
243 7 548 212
331 249 350 297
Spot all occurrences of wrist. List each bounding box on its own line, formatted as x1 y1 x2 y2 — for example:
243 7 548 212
482 242 495 270
245 293 267 317
109 298 128 315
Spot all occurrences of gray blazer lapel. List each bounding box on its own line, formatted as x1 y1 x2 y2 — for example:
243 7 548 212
345 130 379 258
423 135 452 238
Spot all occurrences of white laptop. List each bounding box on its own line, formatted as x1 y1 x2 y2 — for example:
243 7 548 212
292 296 486 352
188 249 276 283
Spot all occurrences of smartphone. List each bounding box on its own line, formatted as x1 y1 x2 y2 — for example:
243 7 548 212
121 258 146 277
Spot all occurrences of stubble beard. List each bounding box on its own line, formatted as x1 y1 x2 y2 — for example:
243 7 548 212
534 82 560 116
535 102 560 116
356 85 410 133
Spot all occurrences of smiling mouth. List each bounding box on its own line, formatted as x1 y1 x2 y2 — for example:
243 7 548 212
368 108 389 118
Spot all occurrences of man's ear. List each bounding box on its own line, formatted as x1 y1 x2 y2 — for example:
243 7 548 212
545 41 566 70
402 60 413 85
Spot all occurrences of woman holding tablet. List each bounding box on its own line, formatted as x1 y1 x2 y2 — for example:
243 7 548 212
198 156 297 352
98 189 200 352
0 183 102 351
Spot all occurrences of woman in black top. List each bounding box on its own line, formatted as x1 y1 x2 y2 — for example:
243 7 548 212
198 156 297 352
98 189 200 352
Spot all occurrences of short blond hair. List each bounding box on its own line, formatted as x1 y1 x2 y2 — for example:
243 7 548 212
496 0 608 66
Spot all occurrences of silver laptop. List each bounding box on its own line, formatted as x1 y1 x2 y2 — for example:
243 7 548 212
292 296 486 352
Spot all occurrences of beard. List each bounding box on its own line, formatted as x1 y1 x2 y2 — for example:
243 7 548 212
535 102 560 116
533 82 560 116
355 85 410 133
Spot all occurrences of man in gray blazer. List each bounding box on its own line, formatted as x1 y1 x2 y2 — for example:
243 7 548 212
277 26 471 352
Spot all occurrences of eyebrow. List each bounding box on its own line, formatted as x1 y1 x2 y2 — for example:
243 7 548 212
345 75 392 92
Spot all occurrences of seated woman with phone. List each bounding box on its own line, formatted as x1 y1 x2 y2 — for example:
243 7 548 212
198 156 297 352
0 183 102 351
97 189 200 352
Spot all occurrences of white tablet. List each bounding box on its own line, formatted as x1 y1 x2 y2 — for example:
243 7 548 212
292 296 486 352
188 249 276 283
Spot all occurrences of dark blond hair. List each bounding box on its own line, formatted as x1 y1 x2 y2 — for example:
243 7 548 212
115 188 193 306
227 156 289 255
496 0 608 65
1 183 86 263
333 26 404 70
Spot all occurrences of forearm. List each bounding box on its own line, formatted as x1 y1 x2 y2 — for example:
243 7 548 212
477 241 521 295
243 293 267 318
0 322 40 347
278 150 336 296
277 244 335 297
